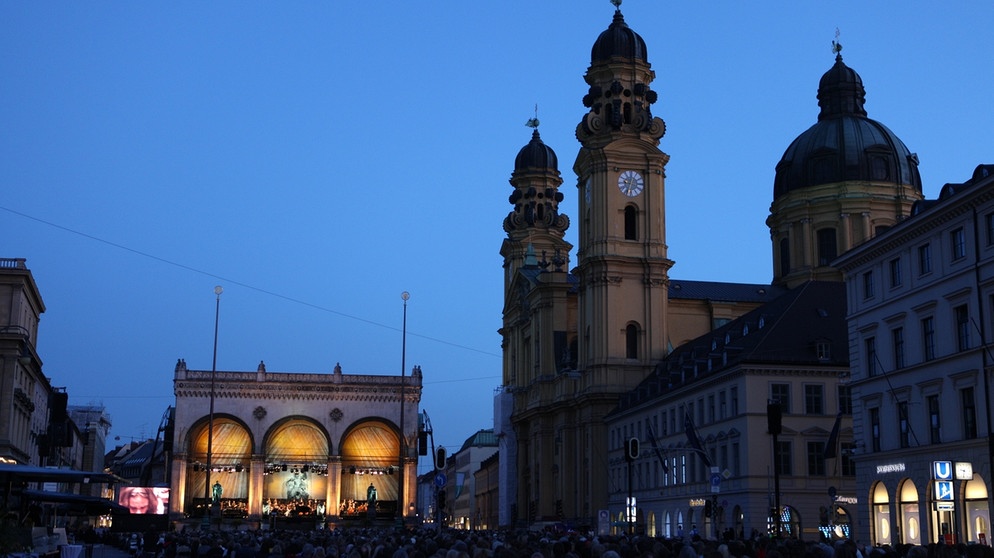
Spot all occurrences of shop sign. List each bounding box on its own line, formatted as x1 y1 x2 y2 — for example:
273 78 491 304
933 461 953 480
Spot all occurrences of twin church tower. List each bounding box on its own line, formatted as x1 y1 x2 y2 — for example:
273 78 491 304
497 4 922 526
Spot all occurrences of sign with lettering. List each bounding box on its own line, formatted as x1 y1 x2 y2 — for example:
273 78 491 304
933 461 953 480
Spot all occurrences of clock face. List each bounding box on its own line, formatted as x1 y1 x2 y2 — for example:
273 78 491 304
618 170 644 197
955 462 973 480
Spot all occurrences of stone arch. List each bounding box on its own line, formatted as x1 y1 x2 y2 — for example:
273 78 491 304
261 417 331 512
185 415 254 511
338 419 400 513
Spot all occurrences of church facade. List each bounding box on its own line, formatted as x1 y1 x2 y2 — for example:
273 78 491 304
498 5 922 534
169 359 421 525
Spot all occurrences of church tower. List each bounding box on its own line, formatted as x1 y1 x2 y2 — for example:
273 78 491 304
573 6 671 382
768 44 923 288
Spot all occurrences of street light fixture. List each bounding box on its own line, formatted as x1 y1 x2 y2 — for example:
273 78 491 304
205 286 222 524
398 291 410 525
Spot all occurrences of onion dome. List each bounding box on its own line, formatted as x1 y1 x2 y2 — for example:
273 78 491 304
504 128 568 235
591 9 647 63
515 129 559 172
773 51 922 199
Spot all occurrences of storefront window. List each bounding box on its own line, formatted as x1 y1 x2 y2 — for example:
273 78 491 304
872 481 892 545
964 476 991 544
899 479 921 544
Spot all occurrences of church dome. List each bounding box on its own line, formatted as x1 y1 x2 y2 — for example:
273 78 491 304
773 53 922 199
514 129 558 172
591 9 647 63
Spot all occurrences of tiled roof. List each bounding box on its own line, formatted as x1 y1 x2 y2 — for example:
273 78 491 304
668 279 786 303
615 281 848 413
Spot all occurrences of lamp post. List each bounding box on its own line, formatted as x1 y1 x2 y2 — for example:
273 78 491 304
205 286 222 524
398 291 410 525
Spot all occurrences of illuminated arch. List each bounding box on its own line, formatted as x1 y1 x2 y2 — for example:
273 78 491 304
339 420 400 506
186 416 253 509
262 418 331 506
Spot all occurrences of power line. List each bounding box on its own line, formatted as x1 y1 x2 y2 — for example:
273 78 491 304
0 205 501 359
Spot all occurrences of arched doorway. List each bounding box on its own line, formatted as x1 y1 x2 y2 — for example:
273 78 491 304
186 417 252 516
871 481 892 545
898 479 921 544
263 419 330 517
963 475 990 543
340 420 399 518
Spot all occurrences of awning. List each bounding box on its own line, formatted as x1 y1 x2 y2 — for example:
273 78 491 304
22 489 128 514
0 463 125 485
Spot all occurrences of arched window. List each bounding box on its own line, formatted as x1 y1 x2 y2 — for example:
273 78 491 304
624 206 638 240
626 324 639 359
779 237 791 276
817 228 838 266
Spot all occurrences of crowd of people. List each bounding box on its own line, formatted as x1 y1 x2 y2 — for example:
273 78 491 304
80 524 994 558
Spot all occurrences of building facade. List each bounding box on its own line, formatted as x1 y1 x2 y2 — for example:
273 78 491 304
835 164 994 546
0 257 50 466
170 359 422 524
606 281 856 540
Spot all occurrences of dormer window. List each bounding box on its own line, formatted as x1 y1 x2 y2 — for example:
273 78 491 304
816 341 831 361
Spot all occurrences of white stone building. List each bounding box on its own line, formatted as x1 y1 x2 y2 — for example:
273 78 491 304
835 164 994 545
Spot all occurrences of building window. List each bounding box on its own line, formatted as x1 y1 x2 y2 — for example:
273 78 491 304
626 324 638 359
719 391 727 420
771 383 790 413
956 305 971 351
951 227 966 260
708 395 715 423
804 384 824 415
730 387 739 416
807 442 826 476
779 237 790 277
898 401 910 448
865 337 877 376
892 327 905 370
918 243 932 275
816 341 831 361
986 212 994 246
962 387 978 439
731 442 740 476
928 394 941 444
838 384 852 415
921 317 935 361
624 206 638 240
841 443 856 476
775 441 793 475
818 228 838 266
889 258 902 288
863 271 875 299
870 408 881 452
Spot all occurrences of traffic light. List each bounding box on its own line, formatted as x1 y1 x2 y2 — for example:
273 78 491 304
434 446 447 470
704 499 712 517
625 437 640 461
767 401 783 435
437 489 446 509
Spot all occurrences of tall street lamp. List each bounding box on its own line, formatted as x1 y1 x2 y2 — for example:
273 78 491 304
398 291 410 524
205 285 222 524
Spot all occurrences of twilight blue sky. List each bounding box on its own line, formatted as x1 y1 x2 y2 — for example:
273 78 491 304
2 2 992 475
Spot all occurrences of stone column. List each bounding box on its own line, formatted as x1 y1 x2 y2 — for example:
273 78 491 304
249 454 265 516
171 453 188 515
839 213 851 253
800 218 813 268
327 456 342 518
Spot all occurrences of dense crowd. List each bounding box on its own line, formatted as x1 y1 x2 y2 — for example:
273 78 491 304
77 524 994 558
